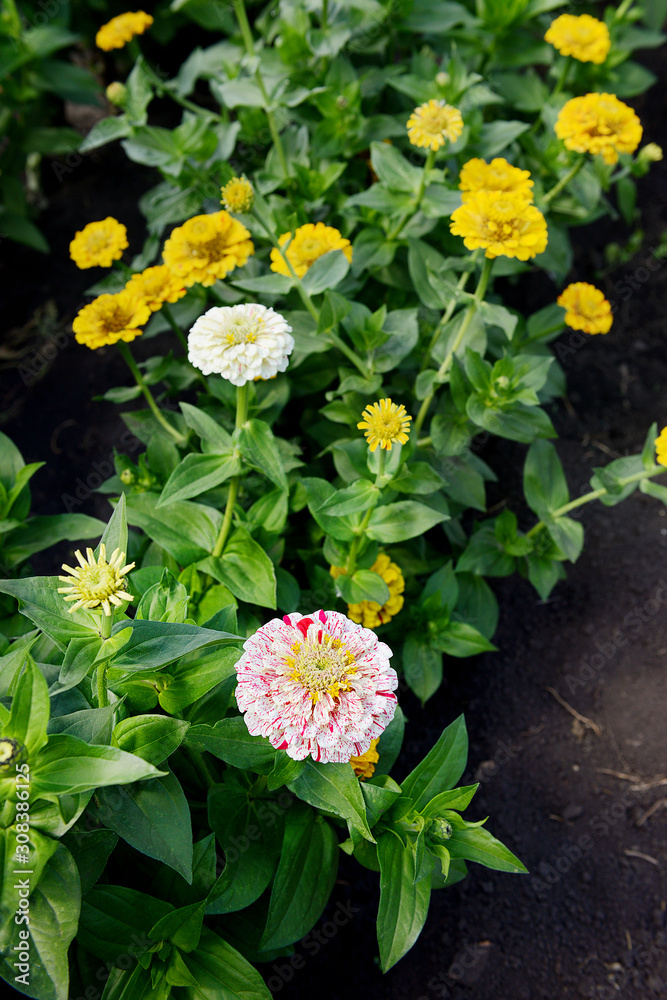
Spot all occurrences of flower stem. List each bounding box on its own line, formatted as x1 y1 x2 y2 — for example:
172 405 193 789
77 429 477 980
346 450 386 575
552 55 571 98
541 158 584 207
387 148 437 242
117 342 187 444
413 256 493 438
162 303 189 354
526 464 666 540
211 383 248 558
97 615 112 708
419 248 481 372
232 0 289 180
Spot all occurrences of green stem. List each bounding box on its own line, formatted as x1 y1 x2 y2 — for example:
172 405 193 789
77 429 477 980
527 465 666 539
97 614 112 707
162 303 189 354
117 342 187 444
211 384 248 558
321 0 329 27
419 249 481 372
387 148 437 242
552 56 571 98
413 256 493 438
541 158 584 207
346 451 386 575
232 0 289 179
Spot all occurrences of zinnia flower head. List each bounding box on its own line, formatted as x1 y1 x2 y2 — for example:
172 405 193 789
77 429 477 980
459 158 534 202
358 398 412 453
69 218 128 270
655 427 667 467
235 610 398 762
331 554 406 629
554 93 643 165
188 303 294 385
450 190 548 260
545 13 611 64
557 282 612 335
269 223 353 279
125 265 186 312
96 11 153 51
162 211 254 287
221 176 254 214
73 290 150 350
58 544 135 616
350 738 380 780
406 100 463 151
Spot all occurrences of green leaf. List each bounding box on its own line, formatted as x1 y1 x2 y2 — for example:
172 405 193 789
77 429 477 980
110 619 240 672
447 825 527 874
523 440 569 517
318 480 379 517
136 569 189 623
4 655 49 756
78 885 172 963
639 478 667 505
302 478 357 541
289 759 375 842
112 716 190 765
64 828 118 896
179 402 234 452
389 462 446 495
31 735 165 796
367 501 448 542
420 783 479 818
91 770 193 882
435 621 496 657
641 422 659 471
186 717 276 773
478 120 530 156
237 419 287 490
150 900 206 953
402 636 442 704
0 577 99 649
47 706 116 745
400 716 468 812
159 646 240 714
199 528 277 609
545 516 584 562
369 141 421 193
376 833 431 972
0 843 80 1000
177 928 272 999
96 494 128 563
300 250 351 295
335 569 390 606
125 493 222 565
158 452 242 505
261 805 338 950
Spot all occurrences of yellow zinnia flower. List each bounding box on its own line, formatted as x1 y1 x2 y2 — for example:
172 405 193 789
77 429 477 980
350 739 380 780
358 398 412 453
459 157 534 203
162 211 254 288
655 428 667 467
96 11 153 51
269 223 353 279
557 282 612 335
406 100 463 151
554 93 643 165
69 217 128 270
124 265 186 312
450 190 548 260
73 290 150 350
545 14 611 64
331 554 406 630
58 544 135 616
221 176 254 214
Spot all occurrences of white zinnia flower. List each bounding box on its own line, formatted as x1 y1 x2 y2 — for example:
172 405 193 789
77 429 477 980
188 303 294 386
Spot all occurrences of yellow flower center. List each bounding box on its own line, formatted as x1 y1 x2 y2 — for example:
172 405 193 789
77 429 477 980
286 633 356 701
420 106 453 136
101 304 134 333
77 562 118 600
225 317 260 345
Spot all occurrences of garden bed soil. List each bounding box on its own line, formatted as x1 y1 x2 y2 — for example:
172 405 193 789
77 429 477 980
1 50 666 1000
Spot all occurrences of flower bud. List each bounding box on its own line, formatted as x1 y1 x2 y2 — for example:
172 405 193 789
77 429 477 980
0 738 26 771
427 817 453 844
119 468 135 485
106 82 127 108
221 176 254 214
435 72 450 87
638 142 663 164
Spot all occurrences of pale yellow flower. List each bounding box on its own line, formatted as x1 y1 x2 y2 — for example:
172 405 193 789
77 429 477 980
407 100 463 151
58 544 135 616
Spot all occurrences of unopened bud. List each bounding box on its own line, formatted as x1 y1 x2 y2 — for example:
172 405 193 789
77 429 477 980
119 469 135 485
0 739 25 770
638 142 663 164
435 72 449 87
427 817 453 844
106 82 127 107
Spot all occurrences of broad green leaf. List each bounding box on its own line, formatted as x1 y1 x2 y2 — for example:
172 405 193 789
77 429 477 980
523 440 569 517
112 716 190 765
4 655 50 757
435 621 496 657
420 784 479 818
125 493 222 565
159 645 240 714
261 805 338 949
289 759 375 842
78 885 172 962
47 706 116 745
178 928 271 1000
302 478 357 541
186 717 277 773
367 501 448 542
179 402 234 452
0 577 99 649
91 770 193 882
157 452 242 506
3 513 105 568
334 569 390 606
447 825 527 873
110 619 241 672
96 494 128 563
198 528 277 609
300 250 350 295
237 419 287 490
31 735 165 796
376 832 431 972
150 900 206 953
400 716 468 812
402 636 442 704
318 480 379 517
64 828 118 896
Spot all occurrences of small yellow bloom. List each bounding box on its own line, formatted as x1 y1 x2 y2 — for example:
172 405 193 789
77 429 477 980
125 265 186 312
554 93 643 165
96 11 153 51
655 427 667 467
69 218 128 270
358 398 412 453
58 544 135 616
350 739 380 780
545 13 611 64
450 190 548 261
106 82 128 107
406 100 463 151
73 290 150 350
269 223 353 279
163 211 254 287
557 282 613 335
221 176 254 214
459 158 534 203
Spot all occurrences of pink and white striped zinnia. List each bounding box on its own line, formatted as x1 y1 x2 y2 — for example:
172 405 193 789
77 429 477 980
235 610 398 762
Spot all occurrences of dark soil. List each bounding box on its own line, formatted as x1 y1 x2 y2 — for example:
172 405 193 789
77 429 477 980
1 43 666 1000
